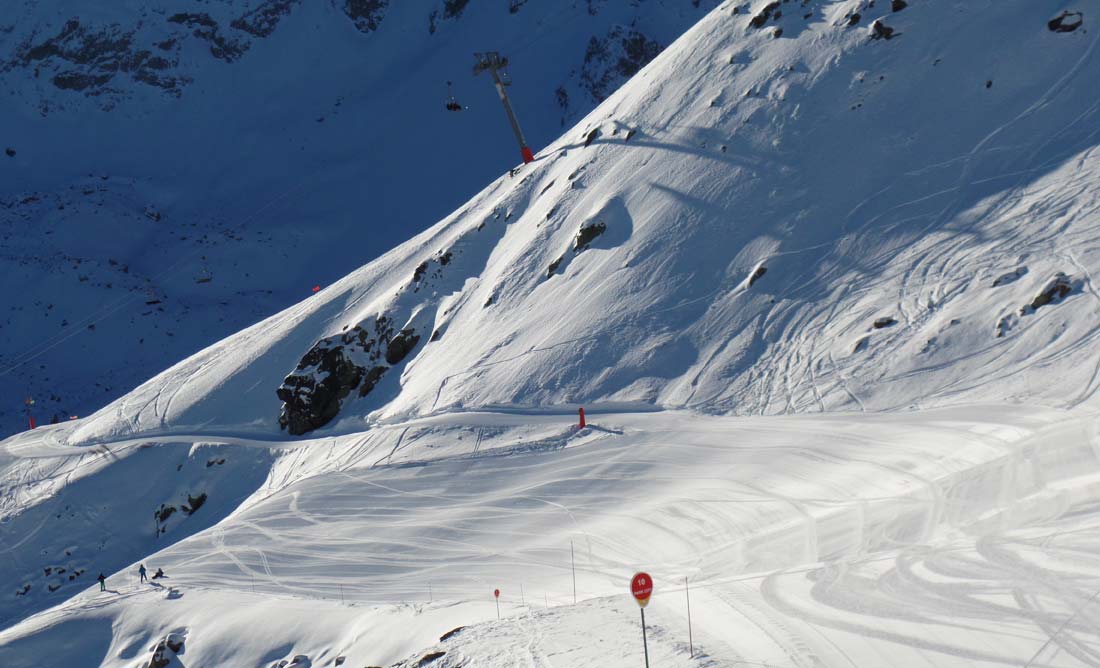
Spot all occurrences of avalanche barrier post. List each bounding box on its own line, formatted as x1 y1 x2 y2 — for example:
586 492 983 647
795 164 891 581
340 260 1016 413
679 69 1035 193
685 576 694 658
571 540 577 603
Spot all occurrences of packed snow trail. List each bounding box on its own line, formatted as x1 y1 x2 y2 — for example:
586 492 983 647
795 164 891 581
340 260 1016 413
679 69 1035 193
5 406 1100 666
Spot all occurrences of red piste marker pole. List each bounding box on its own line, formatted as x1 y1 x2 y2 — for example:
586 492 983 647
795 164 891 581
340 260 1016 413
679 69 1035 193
578 407 586 429
494 588 501 619
24 397 35 430
631 572 653 668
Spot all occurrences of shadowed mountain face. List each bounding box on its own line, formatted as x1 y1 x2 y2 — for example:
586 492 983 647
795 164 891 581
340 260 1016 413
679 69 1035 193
0 0 721 438
1 4 1100 667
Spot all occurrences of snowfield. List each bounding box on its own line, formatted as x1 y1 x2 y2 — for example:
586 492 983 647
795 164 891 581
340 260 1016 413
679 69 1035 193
3 407 1100 667
3 0 1100 666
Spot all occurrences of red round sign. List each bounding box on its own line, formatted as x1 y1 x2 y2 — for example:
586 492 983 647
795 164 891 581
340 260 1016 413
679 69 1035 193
494 588 500 598
631 572 653 606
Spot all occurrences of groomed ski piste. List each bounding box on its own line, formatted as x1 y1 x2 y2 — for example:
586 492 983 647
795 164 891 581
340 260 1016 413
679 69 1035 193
3 0 1100 666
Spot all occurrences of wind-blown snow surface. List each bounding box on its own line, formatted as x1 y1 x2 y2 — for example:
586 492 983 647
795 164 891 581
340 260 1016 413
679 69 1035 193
3 0 1100 666
3 407 1100 667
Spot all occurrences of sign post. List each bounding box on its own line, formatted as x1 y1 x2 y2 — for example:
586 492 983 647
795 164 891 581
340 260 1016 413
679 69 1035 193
631 572 653 668
494 588 500 619
24 397 35 430
685 576 693 658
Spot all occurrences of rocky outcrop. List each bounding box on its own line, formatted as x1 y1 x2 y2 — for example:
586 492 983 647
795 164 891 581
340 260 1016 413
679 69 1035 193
580 26 662 103
749 2 782 29
145 633 185 668
873 316 897 329
1049 11 1084 33
9 19 188 97
574 222 607 251
870 19 897 41
1021 272 1074 314
167 13 248 62
231 0 302 38
385 329 421 365
339 0 390 33
418 651 446 667
278 316 421 435
747 266 767 288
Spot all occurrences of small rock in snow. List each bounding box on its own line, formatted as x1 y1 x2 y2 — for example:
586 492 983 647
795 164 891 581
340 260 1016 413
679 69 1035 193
1048 11 1084 33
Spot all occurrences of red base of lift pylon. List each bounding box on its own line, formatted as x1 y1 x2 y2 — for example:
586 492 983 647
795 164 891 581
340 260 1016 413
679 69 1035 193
521 146 535 164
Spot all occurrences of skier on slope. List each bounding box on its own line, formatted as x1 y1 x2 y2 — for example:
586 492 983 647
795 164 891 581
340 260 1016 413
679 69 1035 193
139 564 147 583
152 567 165 580
97 573 106 591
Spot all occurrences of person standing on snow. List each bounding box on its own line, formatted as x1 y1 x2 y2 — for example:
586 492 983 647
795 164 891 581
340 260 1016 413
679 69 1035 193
97 573 106 591
139 564 147 583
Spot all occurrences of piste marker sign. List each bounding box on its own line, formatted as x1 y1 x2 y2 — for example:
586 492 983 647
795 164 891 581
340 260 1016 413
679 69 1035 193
631 572 653 607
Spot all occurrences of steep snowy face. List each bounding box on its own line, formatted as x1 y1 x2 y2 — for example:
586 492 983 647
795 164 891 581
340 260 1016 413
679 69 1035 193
37 0 1100 443
0 0 722 437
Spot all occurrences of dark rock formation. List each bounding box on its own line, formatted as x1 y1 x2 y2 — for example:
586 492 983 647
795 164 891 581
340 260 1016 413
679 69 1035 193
412 250 452 289
278 316 420 434
9 18 189 97
892 0 908 12
547 255 564 276
386 329 421 365
747 265 767 287
183 492 206 515
580 26 662 103
1021 272 1073 314
870 19 896 40
574 222 607 251
168 13 247 62
418 652 446 667
145 633 185 668
339 0 389 33
1049 11 1084 33
749 2 781 29
439 626 465 641
5 148 15 157
872 316 897 329
231 0 302 38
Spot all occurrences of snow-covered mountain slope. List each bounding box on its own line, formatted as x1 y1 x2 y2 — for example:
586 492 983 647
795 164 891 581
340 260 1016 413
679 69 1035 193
3 1 1100 666
35 0 1096 446
0 0 722 437
3 406 1100 667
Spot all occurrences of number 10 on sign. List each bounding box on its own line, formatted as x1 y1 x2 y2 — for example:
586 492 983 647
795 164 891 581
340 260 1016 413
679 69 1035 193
631 573 653 668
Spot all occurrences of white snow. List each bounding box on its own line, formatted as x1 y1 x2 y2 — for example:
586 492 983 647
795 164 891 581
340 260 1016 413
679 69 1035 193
3 0 1100 666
